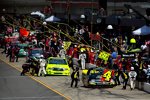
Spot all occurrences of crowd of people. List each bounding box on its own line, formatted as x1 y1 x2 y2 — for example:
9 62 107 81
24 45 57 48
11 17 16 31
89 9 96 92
0 14 150 90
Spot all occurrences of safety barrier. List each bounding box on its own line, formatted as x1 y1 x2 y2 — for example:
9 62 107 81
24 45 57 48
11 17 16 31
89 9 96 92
136 81 150 93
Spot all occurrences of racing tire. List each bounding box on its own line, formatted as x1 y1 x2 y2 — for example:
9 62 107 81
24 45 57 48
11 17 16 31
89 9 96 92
82 78 89 87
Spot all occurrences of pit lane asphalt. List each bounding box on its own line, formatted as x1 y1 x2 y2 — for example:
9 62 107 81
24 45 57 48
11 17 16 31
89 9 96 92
0 48 150 100
0 60 66 100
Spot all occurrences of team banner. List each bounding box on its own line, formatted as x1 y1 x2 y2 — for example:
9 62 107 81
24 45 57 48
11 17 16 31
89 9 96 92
19 28 29 37
63 41 71 51
89 33 101 41
98 51 110 61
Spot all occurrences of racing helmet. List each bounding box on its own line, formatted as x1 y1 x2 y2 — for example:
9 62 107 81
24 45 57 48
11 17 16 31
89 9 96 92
130 38 136 44
40 56 44 59
74 45 77 47
80 49 83 53
131 67 134 70
61 45 64 49
39 58 43 62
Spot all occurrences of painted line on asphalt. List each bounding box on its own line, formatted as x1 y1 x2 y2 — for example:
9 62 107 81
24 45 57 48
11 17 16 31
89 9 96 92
0 57 71 100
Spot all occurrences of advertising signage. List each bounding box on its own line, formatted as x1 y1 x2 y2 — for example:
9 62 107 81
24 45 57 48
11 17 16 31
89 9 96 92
121 53 135 58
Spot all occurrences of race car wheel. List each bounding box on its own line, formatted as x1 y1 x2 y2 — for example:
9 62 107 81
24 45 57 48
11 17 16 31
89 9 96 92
83 78 89 87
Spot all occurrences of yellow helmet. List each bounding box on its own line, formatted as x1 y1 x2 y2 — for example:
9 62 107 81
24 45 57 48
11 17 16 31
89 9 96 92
130 38 136 44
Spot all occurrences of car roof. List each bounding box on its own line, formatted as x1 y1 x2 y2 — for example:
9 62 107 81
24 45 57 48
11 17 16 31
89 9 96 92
31 48 43 50
48 57 66 60
18 43 28 46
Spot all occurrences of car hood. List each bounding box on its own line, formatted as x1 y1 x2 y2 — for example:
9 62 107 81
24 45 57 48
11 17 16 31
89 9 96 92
46 64 69 69
30 53 43 58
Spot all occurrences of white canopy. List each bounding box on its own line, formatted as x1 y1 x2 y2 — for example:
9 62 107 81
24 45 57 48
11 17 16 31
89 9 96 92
31 11 45 18
133 25 150 35
45 15 60 22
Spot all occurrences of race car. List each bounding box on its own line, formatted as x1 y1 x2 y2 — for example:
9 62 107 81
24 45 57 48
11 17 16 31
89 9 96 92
82 67 115 87
28 48 45 59
46 57 70 76
17 43 28 57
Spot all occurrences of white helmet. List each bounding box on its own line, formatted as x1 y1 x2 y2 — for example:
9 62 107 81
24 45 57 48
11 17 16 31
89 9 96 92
62 45 64 49
131 67 134 70
141 45 147 50
74 45 77 47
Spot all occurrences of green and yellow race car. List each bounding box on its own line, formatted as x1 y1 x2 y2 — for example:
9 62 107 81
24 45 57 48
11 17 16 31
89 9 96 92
46 57 70 76
82 67 116 87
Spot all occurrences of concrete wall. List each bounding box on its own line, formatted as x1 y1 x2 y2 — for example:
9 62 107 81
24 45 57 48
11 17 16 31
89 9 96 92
136 82 150 93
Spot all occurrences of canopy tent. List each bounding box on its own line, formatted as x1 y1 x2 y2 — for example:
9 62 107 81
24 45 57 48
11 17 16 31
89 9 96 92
45 15 61 22
31 11 45 18
133 25 150 35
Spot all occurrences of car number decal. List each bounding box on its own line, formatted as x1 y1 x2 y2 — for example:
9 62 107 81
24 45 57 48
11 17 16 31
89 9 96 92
103 70 112 81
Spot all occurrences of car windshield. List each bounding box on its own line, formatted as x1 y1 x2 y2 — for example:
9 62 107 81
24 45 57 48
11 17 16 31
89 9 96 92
18 44 28 49
49 58 67 65
88 68 104 75
31 49 43 54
